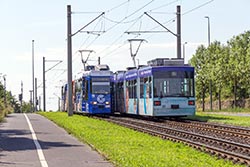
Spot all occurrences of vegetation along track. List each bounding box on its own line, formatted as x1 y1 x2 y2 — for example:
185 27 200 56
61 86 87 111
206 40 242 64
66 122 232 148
97 116 250 166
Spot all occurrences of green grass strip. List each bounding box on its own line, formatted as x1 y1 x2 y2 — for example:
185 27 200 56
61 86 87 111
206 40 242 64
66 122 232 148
189 112 250 127
39 112 243 167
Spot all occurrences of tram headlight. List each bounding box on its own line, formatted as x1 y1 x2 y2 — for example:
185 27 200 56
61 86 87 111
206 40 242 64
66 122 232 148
105 101 110 105
92 101 97 105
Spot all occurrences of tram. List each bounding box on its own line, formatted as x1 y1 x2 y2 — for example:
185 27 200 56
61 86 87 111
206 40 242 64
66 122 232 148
113 58 195 117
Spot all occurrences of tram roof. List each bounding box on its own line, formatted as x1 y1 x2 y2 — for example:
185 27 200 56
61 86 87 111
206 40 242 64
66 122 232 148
81 70 113 77
138 66 194 77
113 65 194 81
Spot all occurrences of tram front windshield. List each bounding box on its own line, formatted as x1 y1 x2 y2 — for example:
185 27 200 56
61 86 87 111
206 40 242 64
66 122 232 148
91 77 110 94
153 71 194 98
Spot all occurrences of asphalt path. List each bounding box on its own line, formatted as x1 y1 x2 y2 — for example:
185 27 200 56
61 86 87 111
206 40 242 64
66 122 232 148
0 113 114 167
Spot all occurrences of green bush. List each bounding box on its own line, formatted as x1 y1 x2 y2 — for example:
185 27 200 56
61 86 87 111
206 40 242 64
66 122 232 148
0 101 4 122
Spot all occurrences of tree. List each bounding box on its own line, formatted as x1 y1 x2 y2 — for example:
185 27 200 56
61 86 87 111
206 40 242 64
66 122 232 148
228 31 250 107
190 45 209 111
207 41 230 110
21 102 32 113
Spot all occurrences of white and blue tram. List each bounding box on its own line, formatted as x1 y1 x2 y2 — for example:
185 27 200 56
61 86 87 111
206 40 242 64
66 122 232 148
73 65 113 114
113 58 196 117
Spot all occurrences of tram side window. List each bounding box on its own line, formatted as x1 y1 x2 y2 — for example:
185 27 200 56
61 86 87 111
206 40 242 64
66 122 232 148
76 80 82 93
75 80 81 102
182 78 194 96
143 78 148 98
127 80 137 98
140 77 152 98
190 79 194 96
129 80 133 98
133 79 137 98
140 78 144 98
82 79 88 100
126 81 129 98
129 81 132 98
118 82 123 100
148 77 152 98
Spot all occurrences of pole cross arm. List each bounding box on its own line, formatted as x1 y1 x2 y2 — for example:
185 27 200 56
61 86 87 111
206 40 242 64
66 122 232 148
45 60 63 73
71 12 105 37
144 12 177 37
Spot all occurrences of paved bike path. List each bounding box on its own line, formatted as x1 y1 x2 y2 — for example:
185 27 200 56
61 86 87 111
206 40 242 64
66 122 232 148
0 113 113 167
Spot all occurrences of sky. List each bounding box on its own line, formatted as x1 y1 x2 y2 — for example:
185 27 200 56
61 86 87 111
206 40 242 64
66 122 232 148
0 0 249 111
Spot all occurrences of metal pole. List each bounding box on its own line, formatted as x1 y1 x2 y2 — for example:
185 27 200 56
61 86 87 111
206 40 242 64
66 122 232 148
32 40 35 112
39 96 41 111
67 5 73 116
35 78 37 111
21 81 23 113
61 86 64 111
29 90 33 112
98 57 100 65
182 42 187 62
205 16 211 45
43 57 46 111
205 16 212 111
3 76 6 107
177 5 181 59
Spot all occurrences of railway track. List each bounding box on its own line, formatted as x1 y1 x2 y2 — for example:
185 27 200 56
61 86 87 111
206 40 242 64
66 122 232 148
159 120 250 145
98 116 250 166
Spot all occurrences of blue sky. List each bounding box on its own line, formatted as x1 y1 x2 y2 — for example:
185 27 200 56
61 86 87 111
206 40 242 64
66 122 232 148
0 0 249 110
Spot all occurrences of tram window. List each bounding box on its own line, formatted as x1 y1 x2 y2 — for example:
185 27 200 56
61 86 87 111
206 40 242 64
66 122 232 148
139 77 152 98
126 79 137 98
130 80 134 98
133 80 137 98
153 71 194 97
81 78 86 99
83 80 88 100
148 77 152 98
119 82 124 100
76 81 81 93
140 78 144 98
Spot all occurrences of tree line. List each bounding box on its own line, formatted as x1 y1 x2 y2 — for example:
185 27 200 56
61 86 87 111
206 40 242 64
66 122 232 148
189 31 250 111
0 81 32 121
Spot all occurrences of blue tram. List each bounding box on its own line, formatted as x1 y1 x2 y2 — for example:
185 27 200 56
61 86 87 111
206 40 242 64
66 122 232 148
113 58 195 117
61 65 113 114
74 65 113 114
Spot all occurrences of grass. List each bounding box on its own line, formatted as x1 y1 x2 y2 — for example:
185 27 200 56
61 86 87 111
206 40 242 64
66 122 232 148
187 109 250 127
197 107 250 113
39 112 243 167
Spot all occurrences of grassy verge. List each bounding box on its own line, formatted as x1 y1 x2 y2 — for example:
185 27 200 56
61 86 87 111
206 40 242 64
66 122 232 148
197 108 250 113
0 101 10 122
39 112 243 167
188 110 250 127
0 111 3 122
